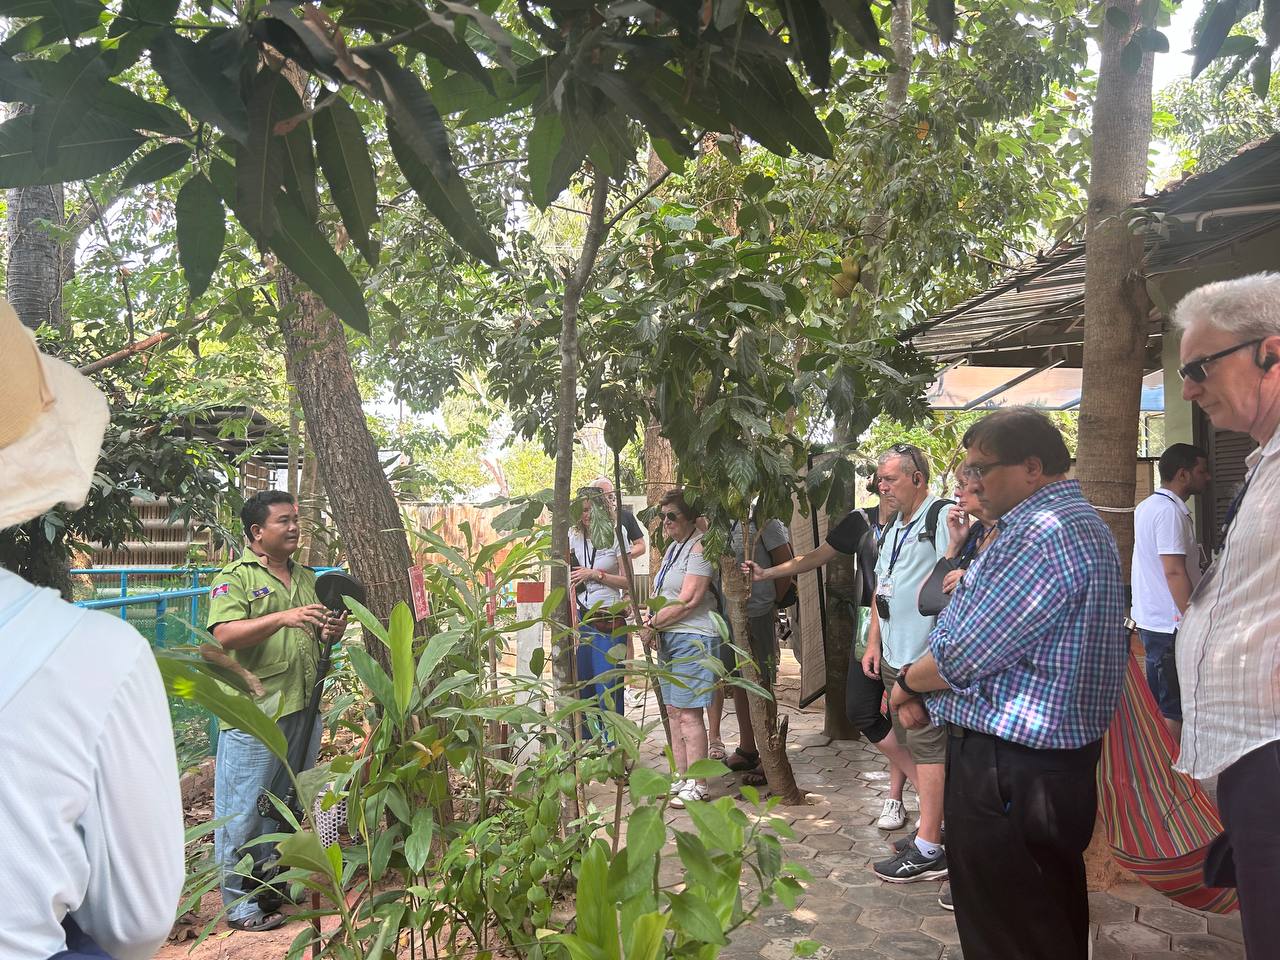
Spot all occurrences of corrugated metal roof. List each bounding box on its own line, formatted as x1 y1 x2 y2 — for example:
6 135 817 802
910 134 1280 368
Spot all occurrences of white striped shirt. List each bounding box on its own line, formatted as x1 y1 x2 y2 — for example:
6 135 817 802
1175 427 1280 779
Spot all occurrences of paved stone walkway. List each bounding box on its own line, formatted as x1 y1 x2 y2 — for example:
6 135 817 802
615 675 1245 960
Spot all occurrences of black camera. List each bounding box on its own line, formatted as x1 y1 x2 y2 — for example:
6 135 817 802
875 595 891 621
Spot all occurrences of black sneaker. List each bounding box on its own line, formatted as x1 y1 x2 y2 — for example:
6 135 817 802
893 824 946 852
873 843 948 883
938 884 953 911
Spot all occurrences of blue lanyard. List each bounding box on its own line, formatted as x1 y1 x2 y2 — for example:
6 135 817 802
886 514 923 575
655 536 693 594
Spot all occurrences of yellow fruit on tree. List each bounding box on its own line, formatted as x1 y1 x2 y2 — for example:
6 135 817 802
841 256 861 282
832 274 855 298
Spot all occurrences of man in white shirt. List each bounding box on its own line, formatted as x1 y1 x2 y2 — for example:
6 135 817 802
0 302 183 959
1172 273 1280 958
1130 443 1209 740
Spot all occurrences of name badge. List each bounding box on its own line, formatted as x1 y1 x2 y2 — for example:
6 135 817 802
250 586 272 600
877 578 894 599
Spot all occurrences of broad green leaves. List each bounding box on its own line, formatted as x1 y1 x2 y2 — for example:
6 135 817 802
0 109 142 187
313 98 379 265
175 173 225 299
149 28 249 142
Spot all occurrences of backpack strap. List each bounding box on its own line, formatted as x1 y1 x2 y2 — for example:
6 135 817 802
918 499 955 548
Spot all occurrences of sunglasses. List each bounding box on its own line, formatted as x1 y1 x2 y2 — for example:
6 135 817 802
891 443 925 476
661 510 683 522
1178 338 1262 383
962 460 1009 481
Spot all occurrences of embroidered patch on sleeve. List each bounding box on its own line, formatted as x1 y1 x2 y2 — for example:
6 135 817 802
211 583 231 598
251 586 272 599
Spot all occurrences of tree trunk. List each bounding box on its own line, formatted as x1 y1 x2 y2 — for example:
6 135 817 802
275 269 412 675
5 108 67 333
821 0 913 740
721 553 805 804
1076 0 1154 892
3 102 72 596
1077 0 1154 570
549 173 611 823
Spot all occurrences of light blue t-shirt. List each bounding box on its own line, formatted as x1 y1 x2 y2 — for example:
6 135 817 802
873 493 955 668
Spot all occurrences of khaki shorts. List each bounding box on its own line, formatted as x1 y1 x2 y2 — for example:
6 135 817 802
881 661 948 764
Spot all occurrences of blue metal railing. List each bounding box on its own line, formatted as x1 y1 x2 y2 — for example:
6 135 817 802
77 587 210 646
72 566 219 633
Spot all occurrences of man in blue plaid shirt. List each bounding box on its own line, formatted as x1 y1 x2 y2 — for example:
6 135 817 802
888 407 1126 960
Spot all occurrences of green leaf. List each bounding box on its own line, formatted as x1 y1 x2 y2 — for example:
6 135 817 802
28 44 108 168
387 118 498 266
0 55 44 102
342 595 390 645
341 0 495 84
526 108 565 209
623 912 668 960
793 939 821 957
388 601 415 716
314 97 379 266
121 140 191 188
404 807 435 873
236 67 294 244
281 115 317 220
778 0 831 89
1192 0 1244 77
624 806 666 866
360 46 454 182
577 843 620 960
0 107 143 187
150 27 249 142
89 81 190 136
414 628 464 691
156 654 287 761
817 0 883 53
1252 50 1273 98
264 184 372 334
276 829 337 881
627 766 669 803
683 758 729 780
666 891 726 945
174 172 224 299
528 645 545 676
347 643 398 714
674 831 719 890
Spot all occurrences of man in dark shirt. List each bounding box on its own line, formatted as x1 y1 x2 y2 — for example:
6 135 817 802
744 499 918 820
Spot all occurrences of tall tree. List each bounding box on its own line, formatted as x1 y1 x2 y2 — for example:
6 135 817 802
1074 0 1157 888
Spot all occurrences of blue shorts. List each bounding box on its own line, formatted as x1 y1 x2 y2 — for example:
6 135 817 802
1137 628 1182 721
658 631 719 708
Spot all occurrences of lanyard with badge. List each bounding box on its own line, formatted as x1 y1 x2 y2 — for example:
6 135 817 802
654 535 693 595
1155 490 1208 572
876 513 922 602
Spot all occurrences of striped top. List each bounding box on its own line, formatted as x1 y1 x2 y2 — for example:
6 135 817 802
924 480 1128 750
1175 427 1280 780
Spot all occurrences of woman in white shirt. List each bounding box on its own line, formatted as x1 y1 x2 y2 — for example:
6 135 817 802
568 488 631 739
642 489 720 807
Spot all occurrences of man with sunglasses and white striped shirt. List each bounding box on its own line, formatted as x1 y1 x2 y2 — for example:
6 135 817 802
1171 273 1280 959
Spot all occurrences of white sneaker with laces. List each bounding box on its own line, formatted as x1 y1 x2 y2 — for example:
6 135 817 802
671 782 707 808
668 778 689 796
877 797 907 830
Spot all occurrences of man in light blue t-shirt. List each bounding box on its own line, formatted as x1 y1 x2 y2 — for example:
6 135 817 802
864 444 955 884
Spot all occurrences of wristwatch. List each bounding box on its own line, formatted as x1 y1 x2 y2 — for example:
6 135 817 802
896 662 922 698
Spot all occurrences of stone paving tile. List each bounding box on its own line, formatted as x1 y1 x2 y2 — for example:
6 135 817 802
648 679 1243 960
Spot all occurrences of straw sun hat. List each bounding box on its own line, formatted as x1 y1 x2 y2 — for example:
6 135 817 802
0 299 108 530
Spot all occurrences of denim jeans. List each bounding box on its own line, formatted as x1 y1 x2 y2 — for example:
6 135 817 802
577 620 625 740
1137 628 1182 721
213 711 321 922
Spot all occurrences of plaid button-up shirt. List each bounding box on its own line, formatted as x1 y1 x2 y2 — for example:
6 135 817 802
924 479 1127 750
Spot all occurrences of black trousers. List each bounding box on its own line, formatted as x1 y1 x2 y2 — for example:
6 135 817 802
1215 738 1280 958
945 728 1102 960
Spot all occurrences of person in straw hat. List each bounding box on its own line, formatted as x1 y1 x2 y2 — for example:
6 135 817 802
0 301 183 959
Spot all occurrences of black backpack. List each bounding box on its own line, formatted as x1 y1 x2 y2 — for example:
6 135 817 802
882 498 953 551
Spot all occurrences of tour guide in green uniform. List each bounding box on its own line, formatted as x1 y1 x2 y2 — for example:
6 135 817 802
208 490 346 932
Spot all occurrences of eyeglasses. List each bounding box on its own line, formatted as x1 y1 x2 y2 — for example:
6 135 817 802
962 460 1009 481
661 510 683 522
890 443 925 476
1178 338 1263 383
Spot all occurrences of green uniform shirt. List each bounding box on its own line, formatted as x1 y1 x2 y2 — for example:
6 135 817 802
207 548 321 726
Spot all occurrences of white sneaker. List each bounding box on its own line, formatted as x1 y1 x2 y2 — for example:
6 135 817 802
877 798 907 830
668 778 690 796
670 782 708 808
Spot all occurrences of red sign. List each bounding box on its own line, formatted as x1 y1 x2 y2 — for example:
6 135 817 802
408 565 430 621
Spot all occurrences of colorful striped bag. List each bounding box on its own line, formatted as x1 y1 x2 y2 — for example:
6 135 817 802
1096 654 1238 914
